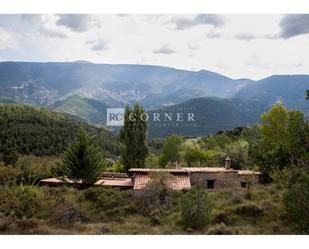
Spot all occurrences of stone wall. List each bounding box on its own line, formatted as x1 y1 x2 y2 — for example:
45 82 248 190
189 172 260 190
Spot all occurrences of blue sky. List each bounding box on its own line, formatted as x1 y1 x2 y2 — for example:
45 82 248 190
0 14 309 80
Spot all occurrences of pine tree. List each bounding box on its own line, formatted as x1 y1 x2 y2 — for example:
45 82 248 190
306 89 309 100
120 104 148 171
62 128 106 184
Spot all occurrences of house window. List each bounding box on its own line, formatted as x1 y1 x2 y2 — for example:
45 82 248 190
240 182 247 188
207 180 215 189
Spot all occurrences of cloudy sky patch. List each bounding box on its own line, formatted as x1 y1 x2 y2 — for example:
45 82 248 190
170 14 225 30
0 14 308 80
56 14 98 32
279 14 309 38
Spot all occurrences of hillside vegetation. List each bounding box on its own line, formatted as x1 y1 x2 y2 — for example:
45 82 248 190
148 97 266 137
0 104 122 156
52 95 108 125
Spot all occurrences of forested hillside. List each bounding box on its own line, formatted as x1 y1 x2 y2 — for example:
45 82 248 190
233 75 309 116
148 97 265 137
51 95 108 126
0 104 122 156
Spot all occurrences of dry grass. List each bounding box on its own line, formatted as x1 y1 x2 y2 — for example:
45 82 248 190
0 184 294 235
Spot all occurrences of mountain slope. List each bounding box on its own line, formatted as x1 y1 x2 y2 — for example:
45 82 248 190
233 75 309 115
52 95 108 125
148 97 265 137
0 61 251 107
0 104 122 156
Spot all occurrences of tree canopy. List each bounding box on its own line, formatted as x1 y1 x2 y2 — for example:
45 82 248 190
61 129 106 184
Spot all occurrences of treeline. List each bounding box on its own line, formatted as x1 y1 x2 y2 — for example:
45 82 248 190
0 104 122 157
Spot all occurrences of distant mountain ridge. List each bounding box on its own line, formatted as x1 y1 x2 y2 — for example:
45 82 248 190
0 61 308 137
233 75 309 116
0 61 252 107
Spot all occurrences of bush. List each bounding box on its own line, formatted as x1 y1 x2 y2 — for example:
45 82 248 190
15 155 59 184
284 171 309 233
134 172 177 216
106 162 125 173
229 192 244 204
213 212 236 225
180 186 212 229
80 187 135 221
51 202 89 226
233 204 264 219
0 162 21 185
0 185 48 218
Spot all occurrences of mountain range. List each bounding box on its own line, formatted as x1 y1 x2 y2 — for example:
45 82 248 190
0 61 308 137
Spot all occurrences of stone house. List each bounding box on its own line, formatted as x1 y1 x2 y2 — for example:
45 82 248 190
129 158 261 190
40 158 261 191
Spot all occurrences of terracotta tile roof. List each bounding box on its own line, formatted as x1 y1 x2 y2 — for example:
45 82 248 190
40 177 133 187
95 178 133 187
237 170 262 175
182 167 236 173
130 167 261 175
129 168 187 173
133 173 191 190
40 177 75 185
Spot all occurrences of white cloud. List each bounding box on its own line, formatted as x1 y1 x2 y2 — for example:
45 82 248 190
0 14 309 80
0 28 19 50
39 27 68 39
169 14 225 30
206 31 222 39
88 39 108 51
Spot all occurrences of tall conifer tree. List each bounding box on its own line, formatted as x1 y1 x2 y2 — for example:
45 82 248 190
62 128 106 184
120 104 148 171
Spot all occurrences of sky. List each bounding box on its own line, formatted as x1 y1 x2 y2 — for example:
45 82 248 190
0 14 309 80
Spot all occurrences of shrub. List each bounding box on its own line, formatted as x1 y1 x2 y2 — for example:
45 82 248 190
233 204 264 219
0 147 19 166
106 162 125 173
80 187 135 220
213 212 236 225
180 186 212 229
134 172 177 216
229 192 244 204
15 155 59 184
0 185 48 218
284 171 309 233
51 202 89 226
0 162 21 185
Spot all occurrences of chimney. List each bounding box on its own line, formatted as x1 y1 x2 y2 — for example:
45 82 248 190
175 160 181 169
225 156 231 169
